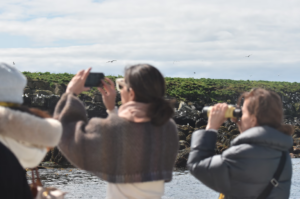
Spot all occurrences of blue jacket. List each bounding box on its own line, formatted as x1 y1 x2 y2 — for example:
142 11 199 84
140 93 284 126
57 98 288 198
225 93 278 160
187 126 293 199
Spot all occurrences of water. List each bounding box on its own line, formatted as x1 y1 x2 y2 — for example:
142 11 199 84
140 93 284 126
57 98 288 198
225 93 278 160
28 159 300 199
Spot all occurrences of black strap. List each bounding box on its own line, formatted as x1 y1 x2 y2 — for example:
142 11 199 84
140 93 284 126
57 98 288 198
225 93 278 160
257 151 287 199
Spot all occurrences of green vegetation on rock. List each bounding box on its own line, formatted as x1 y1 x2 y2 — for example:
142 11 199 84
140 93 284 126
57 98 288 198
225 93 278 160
23 72 300 118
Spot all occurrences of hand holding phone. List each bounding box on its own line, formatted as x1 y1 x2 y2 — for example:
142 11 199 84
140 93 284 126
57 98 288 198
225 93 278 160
66 68 93 95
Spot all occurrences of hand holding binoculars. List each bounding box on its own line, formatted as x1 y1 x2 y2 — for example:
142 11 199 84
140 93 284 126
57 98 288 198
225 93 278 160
202 105 242 119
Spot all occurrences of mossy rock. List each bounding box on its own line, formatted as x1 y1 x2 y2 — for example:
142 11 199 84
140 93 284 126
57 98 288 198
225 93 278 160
177 125 194 135
117 101 122 106
27 80 50 90
93 94 103 103
294 127 300 137
23 87 32 94
186 134 192 143
199 125 206 129
231 134 238 140
178 131 186 140
35 90 53 95
293 138 300 146
187 102 194 106
175 148 190 168
218 126 228 134
179 140 190 150
230 129 240 135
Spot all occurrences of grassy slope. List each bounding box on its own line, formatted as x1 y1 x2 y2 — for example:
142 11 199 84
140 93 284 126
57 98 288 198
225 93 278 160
23 72 300 117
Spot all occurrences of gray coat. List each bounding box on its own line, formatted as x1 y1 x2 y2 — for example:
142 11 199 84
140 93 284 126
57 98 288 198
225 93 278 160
187 126 293 199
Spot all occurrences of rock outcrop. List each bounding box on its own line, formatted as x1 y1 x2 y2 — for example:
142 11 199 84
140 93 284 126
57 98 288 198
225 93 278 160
22 79 300 168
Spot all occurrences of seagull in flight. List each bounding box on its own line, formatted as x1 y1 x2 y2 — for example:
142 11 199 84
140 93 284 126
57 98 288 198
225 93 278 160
245 55 251 57
107 60 117 63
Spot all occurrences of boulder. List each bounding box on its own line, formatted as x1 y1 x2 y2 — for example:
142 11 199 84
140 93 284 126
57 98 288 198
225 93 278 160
178 131 186 141
175 148 190 168
49 147 69 165
186 134 192 144
54 83 66 95
195 118 207 128
179 140 190 150
177 125 194 136
173 101 203 127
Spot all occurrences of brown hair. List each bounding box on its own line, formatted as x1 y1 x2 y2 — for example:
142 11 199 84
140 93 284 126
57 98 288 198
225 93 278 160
237 88 294 136
125 64 174 126
9 106 51 118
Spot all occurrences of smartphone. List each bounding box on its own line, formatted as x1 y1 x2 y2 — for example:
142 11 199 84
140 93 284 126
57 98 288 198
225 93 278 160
84 72 105 87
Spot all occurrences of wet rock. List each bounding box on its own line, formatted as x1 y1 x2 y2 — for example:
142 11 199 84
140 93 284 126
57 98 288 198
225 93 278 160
175 148 190 168
178 131 186 141
294 138 300 146
173 101 202 127
186 134 192 143
79 94 92 102
27 80 50 90
93 94 103 103
216 142 229 154
228 125 235 132
199 125 206 129
54 84 66 95
293 146 300 154
294 127 300 137
290 153 295 158
229 129 240 135
179 140 190 150
195 118 207 128
50 147 69 165
84 101 107 119
34 90 53 95
177 125 194 136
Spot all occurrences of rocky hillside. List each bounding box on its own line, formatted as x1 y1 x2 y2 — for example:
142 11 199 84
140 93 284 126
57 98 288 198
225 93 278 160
22 73 300 168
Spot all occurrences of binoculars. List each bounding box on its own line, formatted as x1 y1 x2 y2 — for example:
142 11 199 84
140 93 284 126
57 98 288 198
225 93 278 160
202 105 242 119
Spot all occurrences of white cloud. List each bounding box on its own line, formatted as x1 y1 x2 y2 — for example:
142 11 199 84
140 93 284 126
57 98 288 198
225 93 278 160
0 0 300 82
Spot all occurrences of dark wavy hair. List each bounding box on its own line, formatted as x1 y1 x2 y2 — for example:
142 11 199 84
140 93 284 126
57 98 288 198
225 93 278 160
124 64 174 126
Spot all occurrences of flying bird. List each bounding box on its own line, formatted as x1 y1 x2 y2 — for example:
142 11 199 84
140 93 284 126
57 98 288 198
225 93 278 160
245 55 251 57
194 72 196 74
13 62 15 65
107 60 117 63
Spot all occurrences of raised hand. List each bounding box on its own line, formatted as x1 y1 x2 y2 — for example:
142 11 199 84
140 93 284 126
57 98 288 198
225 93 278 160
98 78 117 111
66 68 91 95
206 103 228 130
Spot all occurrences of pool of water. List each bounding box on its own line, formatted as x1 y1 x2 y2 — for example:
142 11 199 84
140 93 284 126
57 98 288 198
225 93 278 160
28 159 300 199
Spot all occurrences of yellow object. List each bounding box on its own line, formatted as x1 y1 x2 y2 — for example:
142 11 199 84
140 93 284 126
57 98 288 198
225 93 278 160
0 102 20 107
219 193 225 199
206 105 236 118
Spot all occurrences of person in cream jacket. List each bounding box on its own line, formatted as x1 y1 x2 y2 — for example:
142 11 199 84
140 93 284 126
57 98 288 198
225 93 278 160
0 63 62 199
0 106 62 168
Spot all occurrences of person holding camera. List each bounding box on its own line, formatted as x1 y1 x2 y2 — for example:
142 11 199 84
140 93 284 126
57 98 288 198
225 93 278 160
0 63 62 199
53 64 178 199
188 88 293 199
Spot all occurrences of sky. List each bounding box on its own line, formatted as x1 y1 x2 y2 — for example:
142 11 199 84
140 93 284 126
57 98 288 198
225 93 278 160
0 0 300 82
